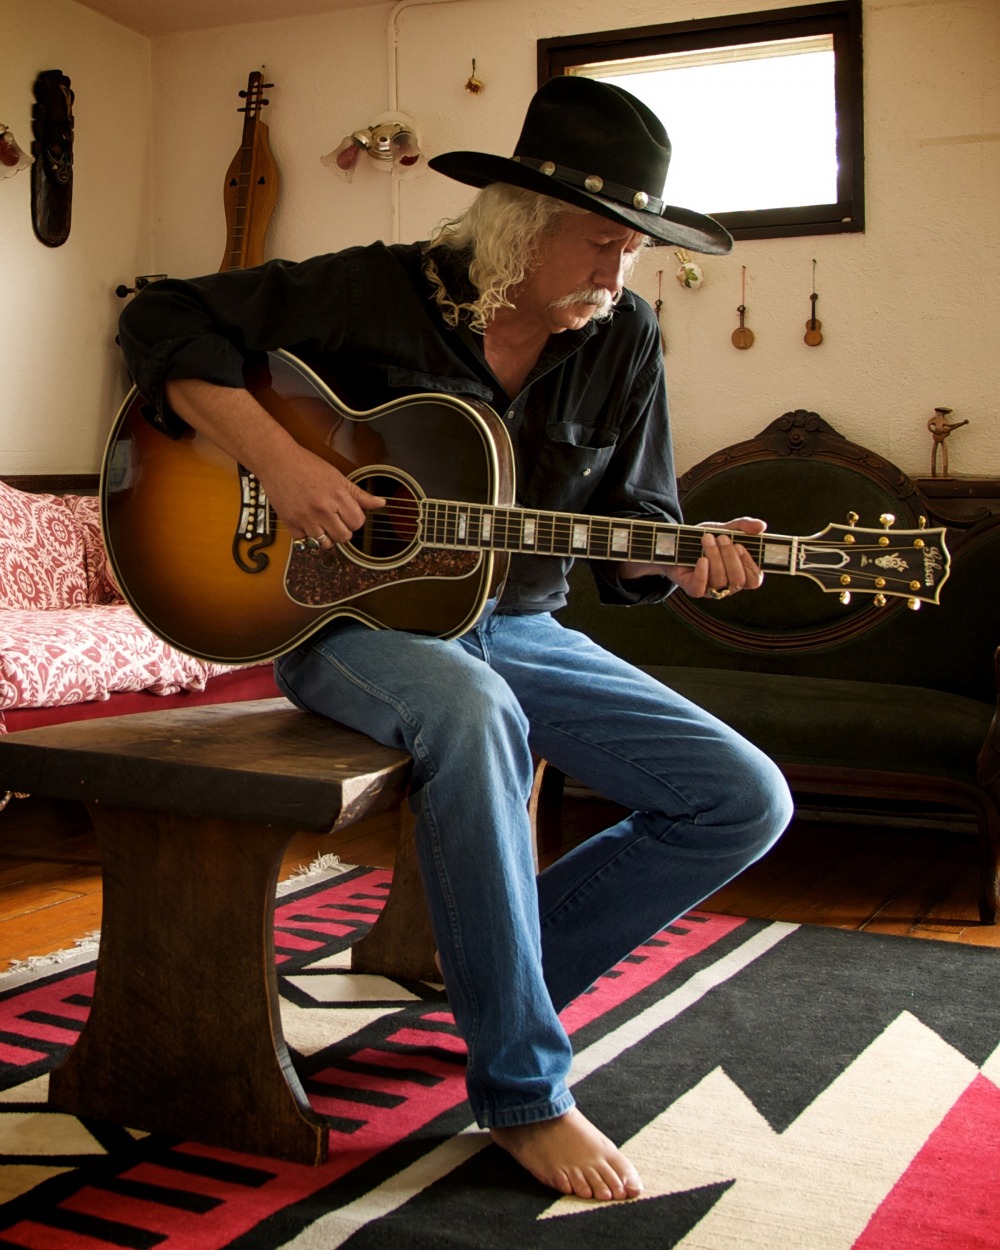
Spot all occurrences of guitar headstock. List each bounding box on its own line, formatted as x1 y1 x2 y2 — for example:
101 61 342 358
799 513 950 608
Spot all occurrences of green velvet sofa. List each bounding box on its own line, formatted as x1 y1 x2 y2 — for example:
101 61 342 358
556 411 1000 921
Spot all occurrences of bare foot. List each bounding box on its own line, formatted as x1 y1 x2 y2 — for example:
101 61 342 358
490 1107 643 1201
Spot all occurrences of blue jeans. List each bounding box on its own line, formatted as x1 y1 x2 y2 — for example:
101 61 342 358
274 610 792 1128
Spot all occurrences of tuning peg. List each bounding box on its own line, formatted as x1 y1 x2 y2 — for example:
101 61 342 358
873 593 887 608
839 590 852 605
846 511 859 527
918 515 927 530
907 598 921 611
879 513 896 529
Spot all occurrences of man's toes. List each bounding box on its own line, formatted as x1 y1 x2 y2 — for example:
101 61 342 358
623 1170 644 1199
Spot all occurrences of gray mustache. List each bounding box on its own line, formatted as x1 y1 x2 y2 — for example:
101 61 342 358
548 287 615 315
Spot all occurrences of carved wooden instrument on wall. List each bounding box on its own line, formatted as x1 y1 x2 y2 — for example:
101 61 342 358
220 70 278 271
804 259 823 346
101 351 951 665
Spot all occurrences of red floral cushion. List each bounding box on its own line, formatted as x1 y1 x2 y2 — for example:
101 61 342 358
63 494 123 604
0 605 245 710
0 482 89 610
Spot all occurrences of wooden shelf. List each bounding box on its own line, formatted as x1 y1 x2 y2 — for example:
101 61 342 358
916 476 1000 525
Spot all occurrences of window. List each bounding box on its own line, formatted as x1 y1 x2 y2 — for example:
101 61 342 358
538 1 863 241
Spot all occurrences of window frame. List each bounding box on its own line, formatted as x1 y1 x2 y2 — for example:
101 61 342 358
537 0 864 242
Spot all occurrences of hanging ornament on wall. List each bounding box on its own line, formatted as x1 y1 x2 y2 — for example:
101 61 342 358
675 249 703 290
804 258 823 346
322 112 421 182
731 265 755 349
465 60 486 94
654 269 666 351
0 124 33 179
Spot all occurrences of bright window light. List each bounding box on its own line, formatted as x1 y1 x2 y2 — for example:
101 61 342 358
540 1 864 241
572 36 837 216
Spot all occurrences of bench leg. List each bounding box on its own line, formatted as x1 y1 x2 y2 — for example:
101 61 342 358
350 765 555 981
48 804 328 1166
351 806 438 981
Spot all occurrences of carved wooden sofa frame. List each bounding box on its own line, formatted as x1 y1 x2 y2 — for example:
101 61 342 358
556 411 1000 921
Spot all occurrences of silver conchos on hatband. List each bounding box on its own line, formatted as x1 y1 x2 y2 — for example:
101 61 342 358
513 156 663 217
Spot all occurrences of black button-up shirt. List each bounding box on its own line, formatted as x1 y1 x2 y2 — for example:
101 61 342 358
118 241 681 614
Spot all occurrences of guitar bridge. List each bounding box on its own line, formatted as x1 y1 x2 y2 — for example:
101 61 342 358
232 465 275 573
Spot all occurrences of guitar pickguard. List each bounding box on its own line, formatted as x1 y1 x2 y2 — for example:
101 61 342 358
286 544 482 606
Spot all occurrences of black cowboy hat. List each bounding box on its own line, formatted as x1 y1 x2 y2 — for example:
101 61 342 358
429 75 733 255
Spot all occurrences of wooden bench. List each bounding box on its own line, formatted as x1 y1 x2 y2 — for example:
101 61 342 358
0 697 439 1165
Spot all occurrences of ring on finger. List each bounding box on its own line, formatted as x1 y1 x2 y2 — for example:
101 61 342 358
707 586 732 600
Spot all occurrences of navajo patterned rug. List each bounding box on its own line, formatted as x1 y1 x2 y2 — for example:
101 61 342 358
0 863 998 1249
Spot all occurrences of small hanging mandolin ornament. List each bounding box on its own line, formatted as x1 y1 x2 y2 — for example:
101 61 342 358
804 259 823 346
654 269 666 351
731 266 754 349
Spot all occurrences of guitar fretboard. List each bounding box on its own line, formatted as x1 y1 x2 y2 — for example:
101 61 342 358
420 499 796 572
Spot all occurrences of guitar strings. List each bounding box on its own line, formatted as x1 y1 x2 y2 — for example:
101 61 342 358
271 512 918 550
269 506 759 556
263 510 926 595
283 504 919 547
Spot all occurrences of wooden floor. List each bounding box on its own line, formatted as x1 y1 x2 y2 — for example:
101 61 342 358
0 791 996 973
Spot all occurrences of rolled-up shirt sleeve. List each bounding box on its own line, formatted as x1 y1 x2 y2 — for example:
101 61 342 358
117 256 354 436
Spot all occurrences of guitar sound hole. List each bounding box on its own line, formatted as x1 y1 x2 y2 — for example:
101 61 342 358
348 472 419 563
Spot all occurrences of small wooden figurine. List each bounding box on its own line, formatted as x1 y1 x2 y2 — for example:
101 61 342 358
927 406 968 478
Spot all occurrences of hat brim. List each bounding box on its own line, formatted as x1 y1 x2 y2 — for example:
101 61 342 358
429 151 733 256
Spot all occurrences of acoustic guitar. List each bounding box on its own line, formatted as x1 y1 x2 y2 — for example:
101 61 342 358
101 350 950 664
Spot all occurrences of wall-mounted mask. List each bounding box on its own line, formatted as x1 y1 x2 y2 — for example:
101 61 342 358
31 69 74 247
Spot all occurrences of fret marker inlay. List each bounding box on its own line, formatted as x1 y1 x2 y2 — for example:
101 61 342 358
655 531 676 557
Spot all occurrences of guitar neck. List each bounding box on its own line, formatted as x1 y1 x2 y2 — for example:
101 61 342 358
415 498 949 605
422 500 782 573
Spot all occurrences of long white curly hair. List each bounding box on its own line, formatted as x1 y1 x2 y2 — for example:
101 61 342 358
423 183 643 332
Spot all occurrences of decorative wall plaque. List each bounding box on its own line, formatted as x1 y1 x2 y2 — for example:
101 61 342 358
31 69 74 247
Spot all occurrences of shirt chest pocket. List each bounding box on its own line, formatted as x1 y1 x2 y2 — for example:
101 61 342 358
523 420 620 508
545 420 618 471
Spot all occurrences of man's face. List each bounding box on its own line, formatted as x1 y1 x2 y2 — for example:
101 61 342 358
516 212 646 333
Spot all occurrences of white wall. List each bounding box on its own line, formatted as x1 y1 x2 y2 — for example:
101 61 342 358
4 0 999 485
0 0 151 474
